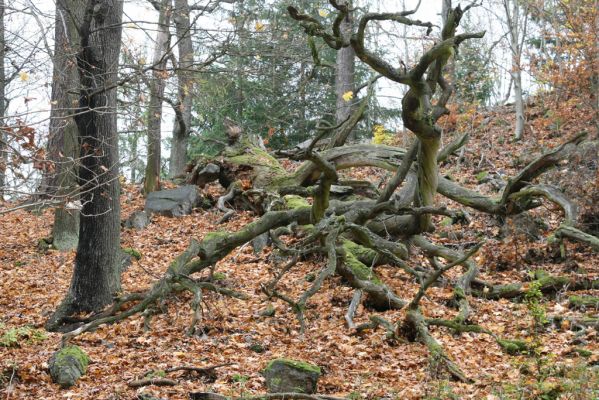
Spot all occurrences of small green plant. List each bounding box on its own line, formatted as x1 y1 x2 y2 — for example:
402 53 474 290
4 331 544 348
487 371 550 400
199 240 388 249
0 326 48 348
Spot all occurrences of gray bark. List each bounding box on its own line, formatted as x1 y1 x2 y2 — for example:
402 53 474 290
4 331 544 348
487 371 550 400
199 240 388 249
169 0 194 177
504 0 527 140
334 0 355 126
144 0 171 194
49 0 84 251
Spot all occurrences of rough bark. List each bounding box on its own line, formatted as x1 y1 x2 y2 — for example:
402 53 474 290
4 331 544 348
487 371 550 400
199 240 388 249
47 0 124 329
169 0 194 177
144 0 171 194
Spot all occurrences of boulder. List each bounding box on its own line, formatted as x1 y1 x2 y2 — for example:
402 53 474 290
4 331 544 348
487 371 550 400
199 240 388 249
124 210 151 229
263 358 321 394
49 345 89 388
145 185 201 217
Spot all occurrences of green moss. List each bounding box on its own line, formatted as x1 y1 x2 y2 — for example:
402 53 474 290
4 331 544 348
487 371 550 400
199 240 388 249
343 245 381 284
204 231 230 241
122 247 142 260
212 272 227 281
342 240 377 266
265 358 321 375
568 295 599 309
497 338 528 355
475 171 489 182
146 369 167 378
283 195 310 209
228 143 285 173
54 345 89 371
573 348 592 358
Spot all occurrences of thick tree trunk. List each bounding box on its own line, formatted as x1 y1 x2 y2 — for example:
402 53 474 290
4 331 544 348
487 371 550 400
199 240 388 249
49 0 83 251
169 0 194 177
144 0 171 194
50 0 124 319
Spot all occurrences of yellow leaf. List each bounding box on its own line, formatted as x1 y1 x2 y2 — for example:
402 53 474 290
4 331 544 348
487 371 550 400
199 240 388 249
342 90 354 102
318 9 329 17
19 71 29 82
255 21 265 32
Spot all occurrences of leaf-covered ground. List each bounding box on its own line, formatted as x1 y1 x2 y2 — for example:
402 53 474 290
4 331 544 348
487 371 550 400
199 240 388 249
1 104 598 399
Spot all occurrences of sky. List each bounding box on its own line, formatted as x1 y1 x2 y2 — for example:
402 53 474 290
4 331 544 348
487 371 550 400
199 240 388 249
2 0 521 192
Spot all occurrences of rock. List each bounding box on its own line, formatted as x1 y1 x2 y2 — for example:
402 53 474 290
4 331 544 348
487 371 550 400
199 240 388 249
124 210 151 229
263 358 321 394
145 185 201 217
49 345 90 388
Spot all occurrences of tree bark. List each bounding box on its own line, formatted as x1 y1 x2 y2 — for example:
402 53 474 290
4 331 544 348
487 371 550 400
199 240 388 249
0 0 6 199
49 0 83 251
504 0 526 140
144 0 171 194
49 0 124 321
169 0 194 177
334 1 355 126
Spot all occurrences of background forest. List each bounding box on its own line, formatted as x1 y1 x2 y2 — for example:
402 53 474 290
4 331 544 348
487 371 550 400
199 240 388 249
0 0 598 399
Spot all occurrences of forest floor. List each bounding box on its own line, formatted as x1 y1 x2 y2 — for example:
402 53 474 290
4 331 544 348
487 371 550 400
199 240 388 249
0 102 598 399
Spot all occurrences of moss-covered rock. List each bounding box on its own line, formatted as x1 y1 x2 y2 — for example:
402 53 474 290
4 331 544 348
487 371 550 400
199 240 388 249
122 247 142 260
49 345 90 388
497 339 528 355
263 358 321 394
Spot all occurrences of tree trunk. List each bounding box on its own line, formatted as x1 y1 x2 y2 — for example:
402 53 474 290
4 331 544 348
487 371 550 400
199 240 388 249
49 0 83 251
49 0 123 321
505 0 526 140
169 0 193 177
335 2 355 125
0 0 6 199
144 0 171 194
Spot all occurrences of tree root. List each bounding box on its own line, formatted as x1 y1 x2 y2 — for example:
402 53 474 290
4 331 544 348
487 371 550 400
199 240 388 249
472 270 599 300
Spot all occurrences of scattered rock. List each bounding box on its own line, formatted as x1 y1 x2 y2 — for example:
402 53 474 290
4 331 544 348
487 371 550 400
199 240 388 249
49 345 89 388
262 358 321 394
145 185 201 217
124 210 151 229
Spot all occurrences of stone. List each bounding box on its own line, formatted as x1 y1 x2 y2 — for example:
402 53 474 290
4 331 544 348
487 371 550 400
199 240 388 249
49 345 89 388
124 210 151 229
145 185 201 217
263 358 321 394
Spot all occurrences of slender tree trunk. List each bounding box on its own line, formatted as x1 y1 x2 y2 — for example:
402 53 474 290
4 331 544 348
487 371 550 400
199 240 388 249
144 0 171 194
334 0 355 126
505 0 526 140
169 0 193 178
48 0 124 325
0 0 6 199
49 0 83 251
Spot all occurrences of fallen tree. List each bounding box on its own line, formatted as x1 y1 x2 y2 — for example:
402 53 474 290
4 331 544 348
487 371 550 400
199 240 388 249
47 1 599 385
